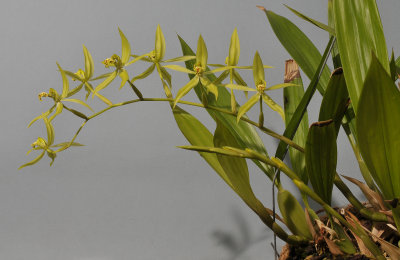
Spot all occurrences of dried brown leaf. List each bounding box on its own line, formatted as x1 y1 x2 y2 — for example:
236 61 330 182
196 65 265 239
363 224 400 259
323 237 344 256
344 212 374 258
343 175 387 210
305 208 318 240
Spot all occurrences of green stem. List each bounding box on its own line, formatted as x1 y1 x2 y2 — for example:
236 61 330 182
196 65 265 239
84 98 304 152
301 193 319 221
334 173 388 222
242 151 385 259
343 124 377 191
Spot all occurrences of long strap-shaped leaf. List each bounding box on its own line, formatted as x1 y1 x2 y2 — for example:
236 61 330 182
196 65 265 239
259 6 331 95
275 37 335 166
283 60 308 183
318 68 349 135
173 106 307 245
178 35 275 180
333 0 389 114
305 120 337 205
357 54 400 199
173 106 231 184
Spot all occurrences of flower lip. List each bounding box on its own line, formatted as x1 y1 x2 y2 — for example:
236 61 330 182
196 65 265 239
256 83 266 93
193 64 203 76
38 92 49 101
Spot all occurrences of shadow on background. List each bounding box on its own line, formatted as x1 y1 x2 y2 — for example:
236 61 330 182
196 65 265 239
211 207 272 260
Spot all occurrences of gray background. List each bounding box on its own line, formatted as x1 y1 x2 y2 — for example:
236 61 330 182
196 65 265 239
1 0 399 259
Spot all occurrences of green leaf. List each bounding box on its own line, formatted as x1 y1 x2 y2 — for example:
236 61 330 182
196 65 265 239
162 55 196 63
43 117 55 146
237 93 260 123
275 36 335 164
261 8 331 94
93 70 117 95
306 120 337 204
172 106 231 184
357 54 400 199
196 35 208 68
327 0 341 68
155 24 166 61
62 98 93 112
262 93 285 121
392 204 400 238
266 83 298 91
173 76 199 108
56 62 69 99
163 64 195 74
283 60 308 183
83 45 94 79
223 84 256 92
131 64 156 83
284 4 335 35
278 189 312 239
252 51 265 85
228 28 240 66
178 35 275 180
213 119 270 218
118 28 131 64
318 68 349 135
19 151 45 170
332 221 357 254
118 69 129 89
389 51 397 81
333 0 389 113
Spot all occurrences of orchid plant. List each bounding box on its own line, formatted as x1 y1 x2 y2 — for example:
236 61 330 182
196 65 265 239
21 0 400 259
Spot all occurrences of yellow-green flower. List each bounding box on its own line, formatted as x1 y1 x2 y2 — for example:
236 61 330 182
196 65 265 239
28 63 94 127
162 35 239 108
207 28 273 112
63 46 113 106
236 52 298 123
93 28 132 95
129 25 196 98
20 117 83 169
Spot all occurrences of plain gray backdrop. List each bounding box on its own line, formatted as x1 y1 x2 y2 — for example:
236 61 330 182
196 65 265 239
1 0 399 259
